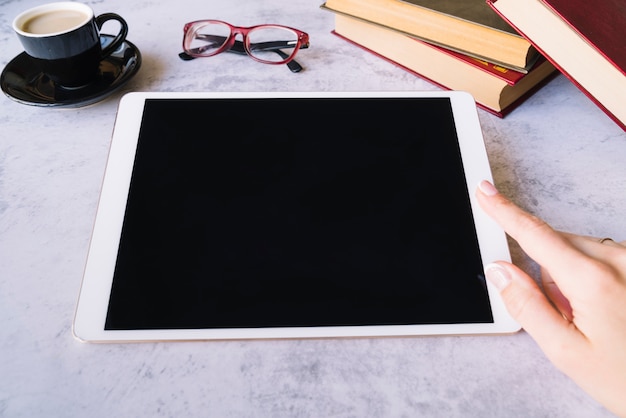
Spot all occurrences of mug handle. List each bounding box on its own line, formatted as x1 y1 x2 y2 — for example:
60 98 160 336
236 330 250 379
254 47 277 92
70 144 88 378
95 13 129 58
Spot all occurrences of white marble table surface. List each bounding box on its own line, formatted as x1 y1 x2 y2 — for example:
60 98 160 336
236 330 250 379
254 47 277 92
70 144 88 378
1 0 625 416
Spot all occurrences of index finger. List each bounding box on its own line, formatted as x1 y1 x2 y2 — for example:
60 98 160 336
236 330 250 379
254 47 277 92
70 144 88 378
476 181 588 291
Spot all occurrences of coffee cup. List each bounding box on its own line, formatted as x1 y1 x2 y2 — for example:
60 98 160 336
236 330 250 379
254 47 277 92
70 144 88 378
12 2 128 87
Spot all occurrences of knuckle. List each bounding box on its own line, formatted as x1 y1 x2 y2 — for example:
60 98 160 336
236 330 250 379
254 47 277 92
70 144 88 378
515 213 553 238
580 260 622 299
501 285 540 320
492 196 552 238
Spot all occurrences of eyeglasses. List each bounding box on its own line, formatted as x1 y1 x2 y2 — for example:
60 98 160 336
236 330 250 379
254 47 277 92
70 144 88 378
179 20 310 73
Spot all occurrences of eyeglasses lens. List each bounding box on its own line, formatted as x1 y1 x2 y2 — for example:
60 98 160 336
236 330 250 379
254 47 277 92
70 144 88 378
188 22 231 56
247 26 299 63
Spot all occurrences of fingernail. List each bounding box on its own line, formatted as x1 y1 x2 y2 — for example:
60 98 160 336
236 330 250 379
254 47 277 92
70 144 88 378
478 180 499 196
484 263 512 291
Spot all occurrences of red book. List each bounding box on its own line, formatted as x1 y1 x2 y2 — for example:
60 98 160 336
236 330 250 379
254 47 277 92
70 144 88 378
487 0 626 131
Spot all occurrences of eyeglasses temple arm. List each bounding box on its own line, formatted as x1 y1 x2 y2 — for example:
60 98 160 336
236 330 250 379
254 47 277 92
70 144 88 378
273 49 303 73
248 40 309 52
179 38 304 72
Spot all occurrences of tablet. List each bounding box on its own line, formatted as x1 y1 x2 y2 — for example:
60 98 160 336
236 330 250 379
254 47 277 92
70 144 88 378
73 91 520 342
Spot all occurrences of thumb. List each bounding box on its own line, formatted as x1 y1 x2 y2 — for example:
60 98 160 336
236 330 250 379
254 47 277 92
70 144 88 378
484 262 582 353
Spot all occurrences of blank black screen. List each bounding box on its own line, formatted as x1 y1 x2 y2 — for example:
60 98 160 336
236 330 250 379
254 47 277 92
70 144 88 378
104 97 493 330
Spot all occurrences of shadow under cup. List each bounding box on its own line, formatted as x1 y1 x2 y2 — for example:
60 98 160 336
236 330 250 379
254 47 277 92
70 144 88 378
13 3 128 88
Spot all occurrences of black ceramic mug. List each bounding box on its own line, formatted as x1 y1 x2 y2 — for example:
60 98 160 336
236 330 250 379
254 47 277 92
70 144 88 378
13 2 128 87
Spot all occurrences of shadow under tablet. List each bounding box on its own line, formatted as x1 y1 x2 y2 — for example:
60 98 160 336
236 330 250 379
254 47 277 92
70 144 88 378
104 97 493 330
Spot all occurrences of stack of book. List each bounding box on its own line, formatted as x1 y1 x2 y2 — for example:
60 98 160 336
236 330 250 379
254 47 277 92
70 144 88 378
321 0 558 117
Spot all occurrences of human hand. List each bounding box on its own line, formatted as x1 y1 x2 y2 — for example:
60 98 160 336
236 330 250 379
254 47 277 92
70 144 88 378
476 180 626 417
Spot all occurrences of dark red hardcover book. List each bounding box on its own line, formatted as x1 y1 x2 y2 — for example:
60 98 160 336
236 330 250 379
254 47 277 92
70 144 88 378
487 0 626 131
438 44 531 86
540 0 626 75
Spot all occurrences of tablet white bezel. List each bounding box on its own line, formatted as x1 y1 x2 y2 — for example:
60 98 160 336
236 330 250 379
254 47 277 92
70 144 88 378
73 91 520 342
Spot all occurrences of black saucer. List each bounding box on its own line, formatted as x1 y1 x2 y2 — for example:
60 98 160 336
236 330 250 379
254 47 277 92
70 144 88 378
1 35 141 108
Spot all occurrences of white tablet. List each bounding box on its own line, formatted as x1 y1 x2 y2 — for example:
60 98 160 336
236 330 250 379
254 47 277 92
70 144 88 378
73 91 520 342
